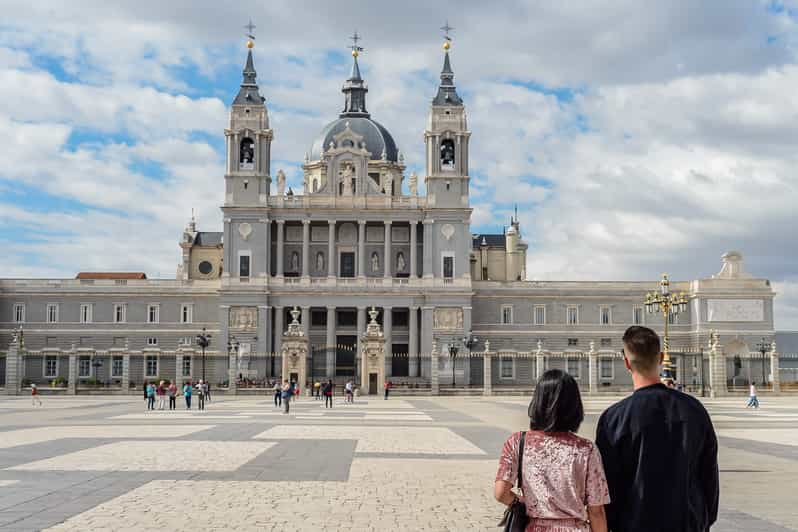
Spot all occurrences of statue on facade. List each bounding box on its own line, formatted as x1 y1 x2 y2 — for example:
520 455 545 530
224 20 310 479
276 169 286 196
709 330 719 354
409 171 418 196
290 251 300 272
316 252 325 272
303 172 309 194
371 252 380 273
536 339 543 356
396 252 406 273
342 164 354 196
383 172 393 195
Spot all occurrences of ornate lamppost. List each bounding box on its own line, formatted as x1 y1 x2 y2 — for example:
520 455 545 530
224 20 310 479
644 273 689 383
755 337 770 385
195 327 211 382
448 342 459 387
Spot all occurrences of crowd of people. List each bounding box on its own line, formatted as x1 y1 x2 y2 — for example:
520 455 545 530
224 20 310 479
494 325 720 532
142 379 209 411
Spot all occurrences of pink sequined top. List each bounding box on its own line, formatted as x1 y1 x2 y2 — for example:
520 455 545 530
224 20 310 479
496 431 610 525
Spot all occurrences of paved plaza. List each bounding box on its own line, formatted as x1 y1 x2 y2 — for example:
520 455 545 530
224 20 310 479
0 393 796 531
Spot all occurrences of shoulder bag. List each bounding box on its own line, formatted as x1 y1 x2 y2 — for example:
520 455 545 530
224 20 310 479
498 431 528 532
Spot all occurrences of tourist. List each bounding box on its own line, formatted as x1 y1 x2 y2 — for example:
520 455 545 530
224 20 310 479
143 380 149 402
314 380 321 400
156 380 166 410
747 381 760 409
146 382 155 410
595 326 718 532
206 382 212 403
281 380 292 414
31 383 42 407
324 379 334 409
196 379 206 411
384 380 392 400
273 380 282 407
345 380 354 403
494 369 609 532
168 380 177 410
183 380 193 410
293 382 300 401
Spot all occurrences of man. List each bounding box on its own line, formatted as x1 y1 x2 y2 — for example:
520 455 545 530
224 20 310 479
281 380 292 414
596 326 718 532
747 381 759 409
196 379 206 411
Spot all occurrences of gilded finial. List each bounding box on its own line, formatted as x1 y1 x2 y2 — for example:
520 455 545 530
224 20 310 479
349 30 363 58
244 19 256 49
441 20 454 50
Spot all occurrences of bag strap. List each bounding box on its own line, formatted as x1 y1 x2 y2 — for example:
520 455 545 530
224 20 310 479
516 431 526 490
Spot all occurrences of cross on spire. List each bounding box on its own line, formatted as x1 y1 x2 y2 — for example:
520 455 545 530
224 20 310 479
349 30 364 55
244 19 256 40
441 20 454 41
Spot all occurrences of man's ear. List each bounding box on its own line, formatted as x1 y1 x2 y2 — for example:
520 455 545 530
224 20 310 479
623 355 632 373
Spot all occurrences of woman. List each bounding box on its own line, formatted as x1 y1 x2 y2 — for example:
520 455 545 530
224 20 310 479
324 379 334 409
146 382 156 411
182 380 193 410
494 369 609 532
168 380 177 410
156 381 166 410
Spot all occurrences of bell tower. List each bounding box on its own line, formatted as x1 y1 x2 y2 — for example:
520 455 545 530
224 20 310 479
225 28 273 206
424 28 470 208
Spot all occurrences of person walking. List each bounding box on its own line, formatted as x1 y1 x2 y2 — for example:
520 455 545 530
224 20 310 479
495 369 609 531
168 380 177 410
205 382 212 403
31 383 43 407
146 382 156 411
156 381 166 410
384 380 392 400
345 380 353 404
314 380 321 400
183 380 193 410
747 381 760 409
143 380 149 403
196 379 206 411
281 380 292 414
595 326 719 532
324 379 334 409
273 380 282 408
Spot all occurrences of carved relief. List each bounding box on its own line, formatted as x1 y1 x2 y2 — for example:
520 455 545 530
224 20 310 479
707 299 764 322
441 224 455 241
238 222 252 241
433 307 464 330
229 306 257 331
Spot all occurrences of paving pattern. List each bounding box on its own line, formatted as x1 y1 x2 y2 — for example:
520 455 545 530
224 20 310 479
0 393 795 531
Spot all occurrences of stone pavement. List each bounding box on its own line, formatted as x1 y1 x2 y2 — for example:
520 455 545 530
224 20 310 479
0 393 796 531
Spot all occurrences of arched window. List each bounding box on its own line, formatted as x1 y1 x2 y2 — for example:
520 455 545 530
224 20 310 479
239 137 255 170
440 139 455 169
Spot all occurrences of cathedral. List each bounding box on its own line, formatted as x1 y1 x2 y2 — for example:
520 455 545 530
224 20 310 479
0 36 779 395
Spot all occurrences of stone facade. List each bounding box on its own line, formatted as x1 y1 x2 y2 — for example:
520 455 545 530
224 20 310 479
0 44 782 394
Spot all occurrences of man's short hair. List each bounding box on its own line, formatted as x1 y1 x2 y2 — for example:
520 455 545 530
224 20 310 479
622 326 661 374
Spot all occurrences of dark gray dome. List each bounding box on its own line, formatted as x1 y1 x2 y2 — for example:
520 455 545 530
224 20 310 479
309 116 399 162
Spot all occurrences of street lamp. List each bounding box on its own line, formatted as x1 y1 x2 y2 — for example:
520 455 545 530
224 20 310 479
195 327 212 383
644 273 689 384
755 337 770 386
448 343 459 387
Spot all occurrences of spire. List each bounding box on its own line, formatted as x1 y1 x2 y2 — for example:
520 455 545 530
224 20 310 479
233 21 265 106
433 22 463 106
341 31 369 117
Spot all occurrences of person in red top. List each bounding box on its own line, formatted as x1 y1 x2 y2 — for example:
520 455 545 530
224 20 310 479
323 379 334 409
384 380 392 400
31 383 42 407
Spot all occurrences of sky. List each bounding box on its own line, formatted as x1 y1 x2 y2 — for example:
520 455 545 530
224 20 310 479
1 0 798 329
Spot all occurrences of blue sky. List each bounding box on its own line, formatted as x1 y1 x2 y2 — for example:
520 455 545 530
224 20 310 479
2 0 798 327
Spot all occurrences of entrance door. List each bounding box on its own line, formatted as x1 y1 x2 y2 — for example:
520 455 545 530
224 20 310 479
340 252 355 277
369 373 378 395
336 335 357 377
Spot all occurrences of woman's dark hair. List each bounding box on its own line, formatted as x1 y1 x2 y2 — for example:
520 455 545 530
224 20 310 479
528 369 584 432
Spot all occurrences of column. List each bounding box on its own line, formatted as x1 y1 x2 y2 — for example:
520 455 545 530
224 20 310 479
421 306 434 378
409 306 419 377
327 220 336 278
258 305 269 356
410 222 418 278
536 353 546 379
228 346 237 395
357 220 366 278
302 220 310 278
383 307 392 377
384 221 392 278
274 306 284 362
463 306 472 385
264 219 271 277
276 220 285 277
326 307 336 378
483 349 492 396
770 349 781 394
222 218 232 277
218 305 230 371
301 306 310 339
4 341 20 395
175 352 182 389
122 352 130 391
430 342 440 395
68 352 77 395
422 219 434 278
588 352 598 395
356 307 366 376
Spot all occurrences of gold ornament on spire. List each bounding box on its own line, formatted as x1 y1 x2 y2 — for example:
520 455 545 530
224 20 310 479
441 20 454 50
244 19 256 49
349 30 363 58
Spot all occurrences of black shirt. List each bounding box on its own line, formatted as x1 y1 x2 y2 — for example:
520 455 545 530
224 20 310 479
595 383 719 532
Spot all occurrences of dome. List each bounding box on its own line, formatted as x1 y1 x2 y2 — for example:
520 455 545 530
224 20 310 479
309 116 399 162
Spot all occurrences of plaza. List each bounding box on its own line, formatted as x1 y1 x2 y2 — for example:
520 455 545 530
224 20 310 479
0 394 796 531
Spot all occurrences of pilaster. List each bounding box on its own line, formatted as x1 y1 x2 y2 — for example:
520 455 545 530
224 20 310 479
430 341 439 395
771 349 781 394
67 349 77 395
409 306 419 377
301 219 310 278
276 220 285 278
326 306 336 378
384 221 392 278
122 352 130 391
483 349 492 396
383 307 392 377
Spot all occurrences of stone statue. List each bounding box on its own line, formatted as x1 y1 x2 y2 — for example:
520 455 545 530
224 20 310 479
276 169 286 196
371 252 380 273
484 340 491 353
302 173 309 194
409 171 418 196
536 339 543 355
709 330 719 353
588 340 596 355
316 252 325 272
771 340 778 354
290 251 300 272
383 172 393 195
342 164 354 196
396 252 406 272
